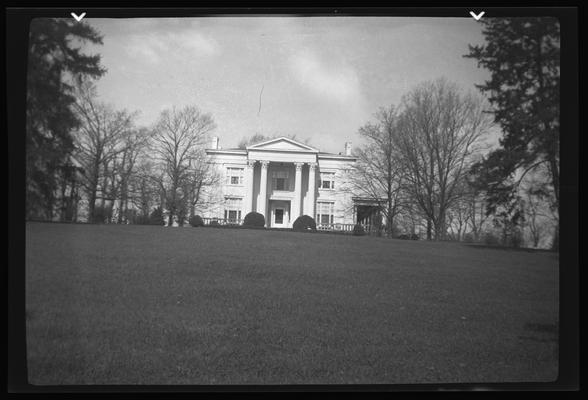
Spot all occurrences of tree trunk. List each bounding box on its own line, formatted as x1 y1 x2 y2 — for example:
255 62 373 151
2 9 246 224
123 197 128 224
436 209 446 241
66 180 76 222
60 171 68 222
117 180 126 224
548 156 559 252
72 185 79 222
45 193 54 221
167 195 175 226
551 225 559 251
426 219 432 240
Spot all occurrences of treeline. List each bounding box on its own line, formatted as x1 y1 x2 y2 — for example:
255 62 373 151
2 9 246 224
353 17 559 250
26 18 559 249
353 78 557 249
26 18 219 226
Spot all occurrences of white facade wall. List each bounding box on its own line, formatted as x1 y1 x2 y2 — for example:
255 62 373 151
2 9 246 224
197 137 357 228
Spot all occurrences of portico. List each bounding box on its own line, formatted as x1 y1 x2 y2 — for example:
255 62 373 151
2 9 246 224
243 159 317 228
204 136 356 228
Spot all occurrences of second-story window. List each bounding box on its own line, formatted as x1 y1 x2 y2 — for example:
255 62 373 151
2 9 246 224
320 172 335 190
226 167 244 185
272 171 289 191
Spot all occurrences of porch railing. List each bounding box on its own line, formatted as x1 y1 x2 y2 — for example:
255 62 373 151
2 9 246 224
316 223 375 234
202 217 243 226
199 218 376 234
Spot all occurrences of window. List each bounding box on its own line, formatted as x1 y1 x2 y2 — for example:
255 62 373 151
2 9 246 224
320 172 335 190
272 170 289 191
224 197 242 222
226 167 244 185
316 202 334 225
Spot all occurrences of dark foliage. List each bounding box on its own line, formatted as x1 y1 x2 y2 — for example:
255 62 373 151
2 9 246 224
26 18 105 220
189 215 204 227
92 205 106 224
463 232 475 243
149 207 164 226
353 224 366 236
398 233 421 240
243 212 265 227
466 17 560 249
483 232 501 246
292 215 317 232
134 215 151 225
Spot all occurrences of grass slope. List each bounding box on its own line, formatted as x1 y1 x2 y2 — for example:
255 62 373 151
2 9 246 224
25 222 559 385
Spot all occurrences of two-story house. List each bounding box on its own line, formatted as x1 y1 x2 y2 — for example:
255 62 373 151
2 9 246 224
198 136 358 228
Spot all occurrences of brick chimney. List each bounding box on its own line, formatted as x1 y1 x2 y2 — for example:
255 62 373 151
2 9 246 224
210 136 219 150
344 142 352 156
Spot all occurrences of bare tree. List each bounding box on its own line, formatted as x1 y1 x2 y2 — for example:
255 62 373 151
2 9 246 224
521 170 558 248
151 106 216 226
126 156 160 221
109 127 153 223
352 106 405 235
72 82 137 222
182 153 222 219
465 192 490 242
446 197 470 241
395 78 492 240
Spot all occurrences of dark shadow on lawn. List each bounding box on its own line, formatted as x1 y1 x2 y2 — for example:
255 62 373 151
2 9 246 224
464 243 556 253
518 322 558 343
524 323 558 335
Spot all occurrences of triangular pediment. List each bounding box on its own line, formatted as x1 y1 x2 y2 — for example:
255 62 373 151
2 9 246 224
247 137 318 152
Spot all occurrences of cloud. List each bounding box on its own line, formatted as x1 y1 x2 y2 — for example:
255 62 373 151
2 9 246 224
289 50 361 103
125 30 219 64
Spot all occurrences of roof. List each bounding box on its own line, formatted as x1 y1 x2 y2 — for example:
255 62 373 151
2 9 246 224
247 136 320 153
318 152 357 160
206 137 356 159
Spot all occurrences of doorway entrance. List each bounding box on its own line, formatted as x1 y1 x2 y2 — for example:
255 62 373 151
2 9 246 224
270 200 290 228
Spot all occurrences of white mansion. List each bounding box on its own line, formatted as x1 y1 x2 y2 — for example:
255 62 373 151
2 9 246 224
197 136 369 229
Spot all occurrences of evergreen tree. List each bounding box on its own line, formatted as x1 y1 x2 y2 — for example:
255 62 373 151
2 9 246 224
465 17 560 249
26 18 105 219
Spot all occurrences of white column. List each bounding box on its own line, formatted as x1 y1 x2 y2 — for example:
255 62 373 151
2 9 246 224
306 162 317 219
292 162 303 222
257 161 269 220
243 160 255 216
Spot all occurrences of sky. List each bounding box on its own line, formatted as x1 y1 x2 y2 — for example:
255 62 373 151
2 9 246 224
81 16 491 154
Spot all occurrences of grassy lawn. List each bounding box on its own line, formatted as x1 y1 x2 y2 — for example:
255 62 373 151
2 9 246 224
25 222 559 385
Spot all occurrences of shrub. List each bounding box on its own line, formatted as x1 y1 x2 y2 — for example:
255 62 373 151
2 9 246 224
92 205 107 224
189 215 204 227
397 233 410 240
209 220 220 227
508 229 525 248
483 231 501 246
387 224 401 238
292 215 317 232
463 232 475 243
134 214 150 225
353 224 366 236
149 207 164 226
243 211 265 228
410 233 420 240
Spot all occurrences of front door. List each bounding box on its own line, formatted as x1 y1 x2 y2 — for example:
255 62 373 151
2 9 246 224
274 208 284 226
270 201 289 228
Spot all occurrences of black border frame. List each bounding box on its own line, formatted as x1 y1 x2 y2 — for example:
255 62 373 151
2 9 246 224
7 5 580 393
